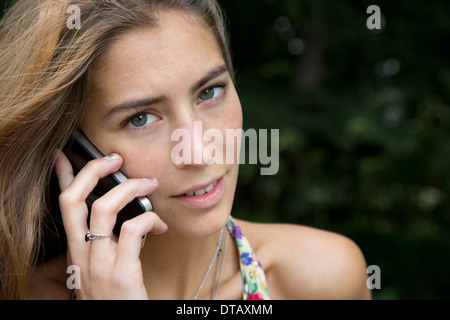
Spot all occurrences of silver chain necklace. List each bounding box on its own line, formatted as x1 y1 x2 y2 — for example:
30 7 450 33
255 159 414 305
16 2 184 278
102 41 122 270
193 227 224 300
210 229 229 300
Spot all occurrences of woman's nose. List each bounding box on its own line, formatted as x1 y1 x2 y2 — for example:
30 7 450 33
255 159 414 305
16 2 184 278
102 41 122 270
170 118 211 168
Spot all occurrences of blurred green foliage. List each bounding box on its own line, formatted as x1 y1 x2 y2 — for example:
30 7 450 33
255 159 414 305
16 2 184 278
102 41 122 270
219 0 450 299
1 0 449 300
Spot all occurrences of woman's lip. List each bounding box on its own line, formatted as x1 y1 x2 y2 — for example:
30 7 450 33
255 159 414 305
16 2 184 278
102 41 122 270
171 177 225 210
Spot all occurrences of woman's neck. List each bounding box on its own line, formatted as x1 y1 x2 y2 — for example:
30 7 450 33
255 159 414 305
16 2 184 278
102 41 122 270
139 228 225 300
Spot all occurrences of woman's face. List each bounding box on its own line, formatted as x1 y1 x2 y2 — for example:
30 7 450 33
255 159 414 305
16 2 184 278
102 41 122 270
81 10 242 238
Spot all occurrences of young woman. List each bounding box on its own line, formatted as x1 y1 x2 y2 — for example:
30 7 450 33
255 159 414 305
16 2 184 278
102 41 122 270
0 0 371 300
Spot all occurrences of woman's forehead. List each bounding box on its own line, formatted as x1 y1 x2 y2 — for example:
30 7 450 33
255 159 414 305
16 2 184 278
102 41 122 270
87 10 225 107
94 10 216 72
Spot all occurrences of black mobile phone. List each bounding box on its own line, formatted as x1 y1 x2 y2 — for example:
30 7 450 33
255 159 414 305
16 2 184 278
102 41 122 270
63 131 154 237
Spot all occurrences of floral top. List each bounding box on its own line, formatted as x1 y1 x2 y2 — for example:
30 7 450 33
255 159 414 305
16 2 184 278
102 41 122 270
226 216 271 300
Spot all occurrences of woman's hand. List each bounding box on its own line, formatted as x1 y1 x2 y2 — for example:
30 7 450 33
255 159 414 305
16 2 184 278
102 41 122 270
54 152 167 300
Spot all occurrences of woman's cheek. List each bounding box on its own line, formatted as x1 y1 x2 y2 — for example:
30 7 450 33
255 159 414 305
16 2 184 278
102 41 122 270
121 147 167 179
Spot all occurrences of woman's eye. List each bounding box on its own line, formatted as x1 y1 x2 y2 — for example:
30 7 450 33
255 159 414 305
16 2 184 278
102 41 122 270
198 86 223 101
129 113 158 127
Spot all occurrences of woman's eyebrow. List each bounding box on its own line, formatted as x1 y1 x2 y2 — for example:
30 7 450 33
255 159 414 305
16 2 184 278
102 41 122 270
103 64 229 120
103 96 166 120
190 64 228 93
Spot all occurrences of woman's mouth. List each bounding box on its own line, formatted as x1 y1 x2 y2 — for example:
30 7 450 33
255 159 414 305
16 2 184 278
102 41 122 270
172 177 225 210
183 180 218 196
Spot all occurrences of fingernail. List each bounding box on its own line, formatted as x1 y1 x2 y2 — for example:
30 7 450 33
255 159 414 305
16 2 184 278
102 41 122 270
142 178 157 183
105 153 120 160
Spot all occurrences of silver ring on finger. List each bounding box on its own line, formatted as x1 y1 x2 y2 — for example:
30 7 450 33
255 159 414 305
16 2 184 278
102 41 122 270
85 232 112 242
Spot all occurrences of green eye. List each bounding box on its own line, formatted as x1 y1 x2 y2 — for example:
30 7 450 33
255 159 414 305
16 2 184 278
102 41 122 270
129 113 157 127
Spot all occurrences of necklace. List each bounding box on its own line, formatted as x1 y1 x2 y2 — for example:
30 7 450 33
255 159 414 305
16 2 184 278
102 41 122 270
193 227 224 300
210 229 229 300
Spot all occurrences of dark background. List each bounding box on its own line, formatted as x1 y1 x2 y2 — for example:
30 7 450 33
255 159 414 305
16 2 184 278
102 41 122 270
2 0 449 299
218 0 450 300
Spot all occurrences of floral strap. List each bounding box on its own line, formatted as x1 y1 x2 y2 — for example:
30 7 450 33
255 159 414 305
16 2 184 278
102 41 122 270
226 216 270 300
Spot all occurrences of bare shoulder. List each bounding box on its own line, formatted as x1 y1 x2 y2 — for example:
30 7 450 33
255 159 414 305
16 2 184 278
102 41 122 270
233 218 371 300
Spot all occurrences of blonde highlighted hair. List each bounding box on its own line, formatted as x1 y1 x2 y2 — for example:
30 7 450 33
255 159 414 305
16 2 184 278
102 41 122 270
0 0 233 299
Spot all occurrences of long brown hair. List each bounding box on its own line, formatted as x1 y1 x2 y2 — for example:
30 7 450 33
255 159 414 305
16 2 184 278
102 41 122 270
0 0 233 300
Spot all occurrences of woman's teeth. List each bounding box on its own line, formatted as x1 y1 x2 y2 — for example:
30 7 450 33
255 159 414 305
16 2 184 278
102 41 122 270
184 181 218 196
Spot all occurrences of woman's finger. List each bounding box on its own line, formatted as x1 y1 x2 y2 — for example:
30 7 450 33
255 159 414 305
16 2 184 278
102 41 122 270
54 151 75 192
54 151 89 244
88 178 159 263
88 178 159 236
60 153 124 206
115 212 167 268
